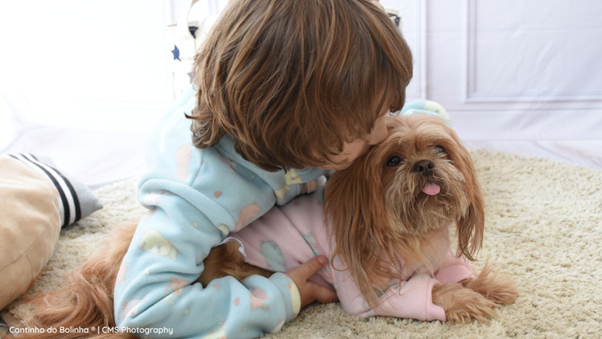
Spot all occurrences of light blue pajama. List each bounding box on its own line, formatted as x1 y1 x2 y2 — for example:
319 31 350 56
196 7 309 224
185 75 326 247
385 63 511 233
113 85 327 338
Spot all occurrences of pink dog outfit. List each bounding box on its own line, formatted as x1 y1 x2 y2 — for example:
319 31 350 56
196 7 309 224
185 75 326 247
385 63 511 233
230 192 474 322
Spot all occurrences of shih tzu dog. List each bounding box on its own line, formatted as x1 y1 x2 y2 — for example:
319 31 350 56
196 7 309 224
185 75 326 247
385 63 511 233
20 114 516 339
319 113 517 321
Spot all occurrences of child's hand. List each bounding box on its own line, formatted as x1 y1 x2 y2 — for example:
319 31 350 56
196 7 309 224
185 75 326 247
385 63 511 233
285 255 338 309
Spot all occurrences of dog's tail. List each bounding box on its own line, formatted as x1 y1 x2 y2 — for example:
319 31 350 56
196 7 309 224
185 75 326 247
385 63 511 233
13 223 138 339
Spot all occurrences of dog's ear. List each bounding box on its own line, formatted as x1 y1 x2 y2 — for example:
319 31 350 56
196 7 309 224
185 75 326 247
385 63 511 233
324 152 390 263
445 129 484 261
324 152 392 307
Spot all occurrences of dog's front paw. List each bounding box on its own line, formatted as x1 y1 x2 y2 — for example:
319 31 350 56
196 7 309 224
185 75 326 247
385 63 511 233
432 283 497 323
462 262 518 305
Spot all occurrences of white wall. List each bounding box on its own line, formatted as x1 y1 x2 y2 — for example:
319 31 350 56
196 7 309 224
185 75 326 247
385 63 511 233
2 0 600 140
1 0 600 185
0 0 174 138
382 0 602 141
0 0 225 187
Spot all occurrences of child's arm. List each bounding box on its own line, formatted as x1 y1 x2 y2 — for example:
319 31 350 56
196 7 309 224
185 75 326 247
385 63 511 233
112 86 327 338
113 185 304 338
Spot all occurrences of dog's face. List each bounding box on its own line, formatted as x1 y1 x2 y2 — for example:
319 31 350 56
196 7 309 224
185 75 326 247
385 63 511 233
378 115 480 239
324 114 484 307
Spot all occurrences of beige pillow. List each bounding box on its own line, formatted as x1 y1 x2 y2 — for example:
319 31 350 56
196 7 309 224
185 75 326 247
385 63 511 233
0 155 61 309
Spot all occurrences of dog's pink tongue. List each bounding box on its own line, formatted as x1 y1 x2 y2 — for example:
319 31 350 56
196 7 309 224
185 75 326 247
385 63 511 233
422 183 441 196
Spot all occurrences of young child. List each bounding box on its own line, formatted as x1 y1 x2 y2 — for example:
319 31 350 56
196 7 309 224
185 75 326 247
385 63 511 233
114 0 413 337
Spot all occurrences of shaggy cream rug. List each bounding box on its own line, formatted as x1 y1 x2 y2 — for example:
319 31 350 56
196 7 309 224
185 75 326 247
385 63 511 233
5 150 602 338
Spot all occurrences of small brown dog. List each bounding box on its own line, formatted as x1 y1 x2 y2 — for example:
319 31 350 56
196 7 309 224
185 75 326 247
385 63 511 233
19 114 516 339
323 113 517 321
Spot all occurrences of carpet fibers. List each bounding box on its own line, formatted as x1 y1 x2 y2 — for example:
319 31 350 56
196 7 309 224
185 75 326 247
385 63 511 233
6 150 602 338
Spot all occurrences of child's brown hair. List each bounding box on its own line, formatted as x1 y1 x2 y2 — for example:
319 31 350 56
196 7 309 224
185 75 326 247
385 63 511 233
189 0 413 171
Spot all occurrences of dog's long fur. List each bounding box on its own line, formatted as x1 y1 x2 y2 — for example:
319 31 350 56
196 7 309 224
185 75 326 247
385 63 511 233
324 114 516 317
12 115 516 339
324 114 485 308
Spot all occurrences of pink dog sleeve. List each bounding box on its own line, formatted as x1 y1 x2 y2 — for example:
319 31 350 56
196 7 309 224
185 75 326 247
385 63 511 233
434 251 474 284
333 266 446 321
333 250 474 322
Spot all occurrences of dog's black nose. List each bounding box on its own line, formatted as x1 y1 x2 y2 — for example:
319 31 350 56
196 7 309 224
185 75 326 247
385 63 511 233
414 160 434 176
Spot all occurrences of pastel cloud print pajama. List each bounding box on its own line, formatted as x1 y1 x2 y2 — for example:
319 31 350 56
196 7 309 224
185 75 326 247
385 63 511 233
113 86 327 338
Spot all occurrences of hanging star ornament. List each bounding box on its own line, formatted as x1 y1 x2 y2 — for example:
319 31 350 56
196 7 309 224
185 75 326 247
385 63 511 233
171 45 181 61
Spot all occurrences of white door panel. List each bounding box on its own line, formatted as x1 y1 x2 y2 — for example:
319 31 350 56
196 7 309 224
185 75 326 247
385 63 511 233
465 0 602 105
384 0 602 140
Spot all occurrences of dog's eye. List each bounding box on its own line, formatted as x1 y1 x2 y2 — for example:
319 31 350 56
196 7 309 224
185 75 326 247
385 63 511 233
434 146 446 154
386 155 404 167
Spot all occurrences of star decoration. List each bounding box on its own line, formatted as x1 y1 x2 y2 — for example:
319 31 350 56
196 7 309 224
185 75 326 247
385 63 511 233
172 45 180 61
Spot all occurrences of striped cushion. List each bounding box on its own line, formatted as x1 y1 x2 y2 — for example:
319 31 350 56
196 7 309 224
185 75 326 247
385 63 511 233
9 153 103 228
